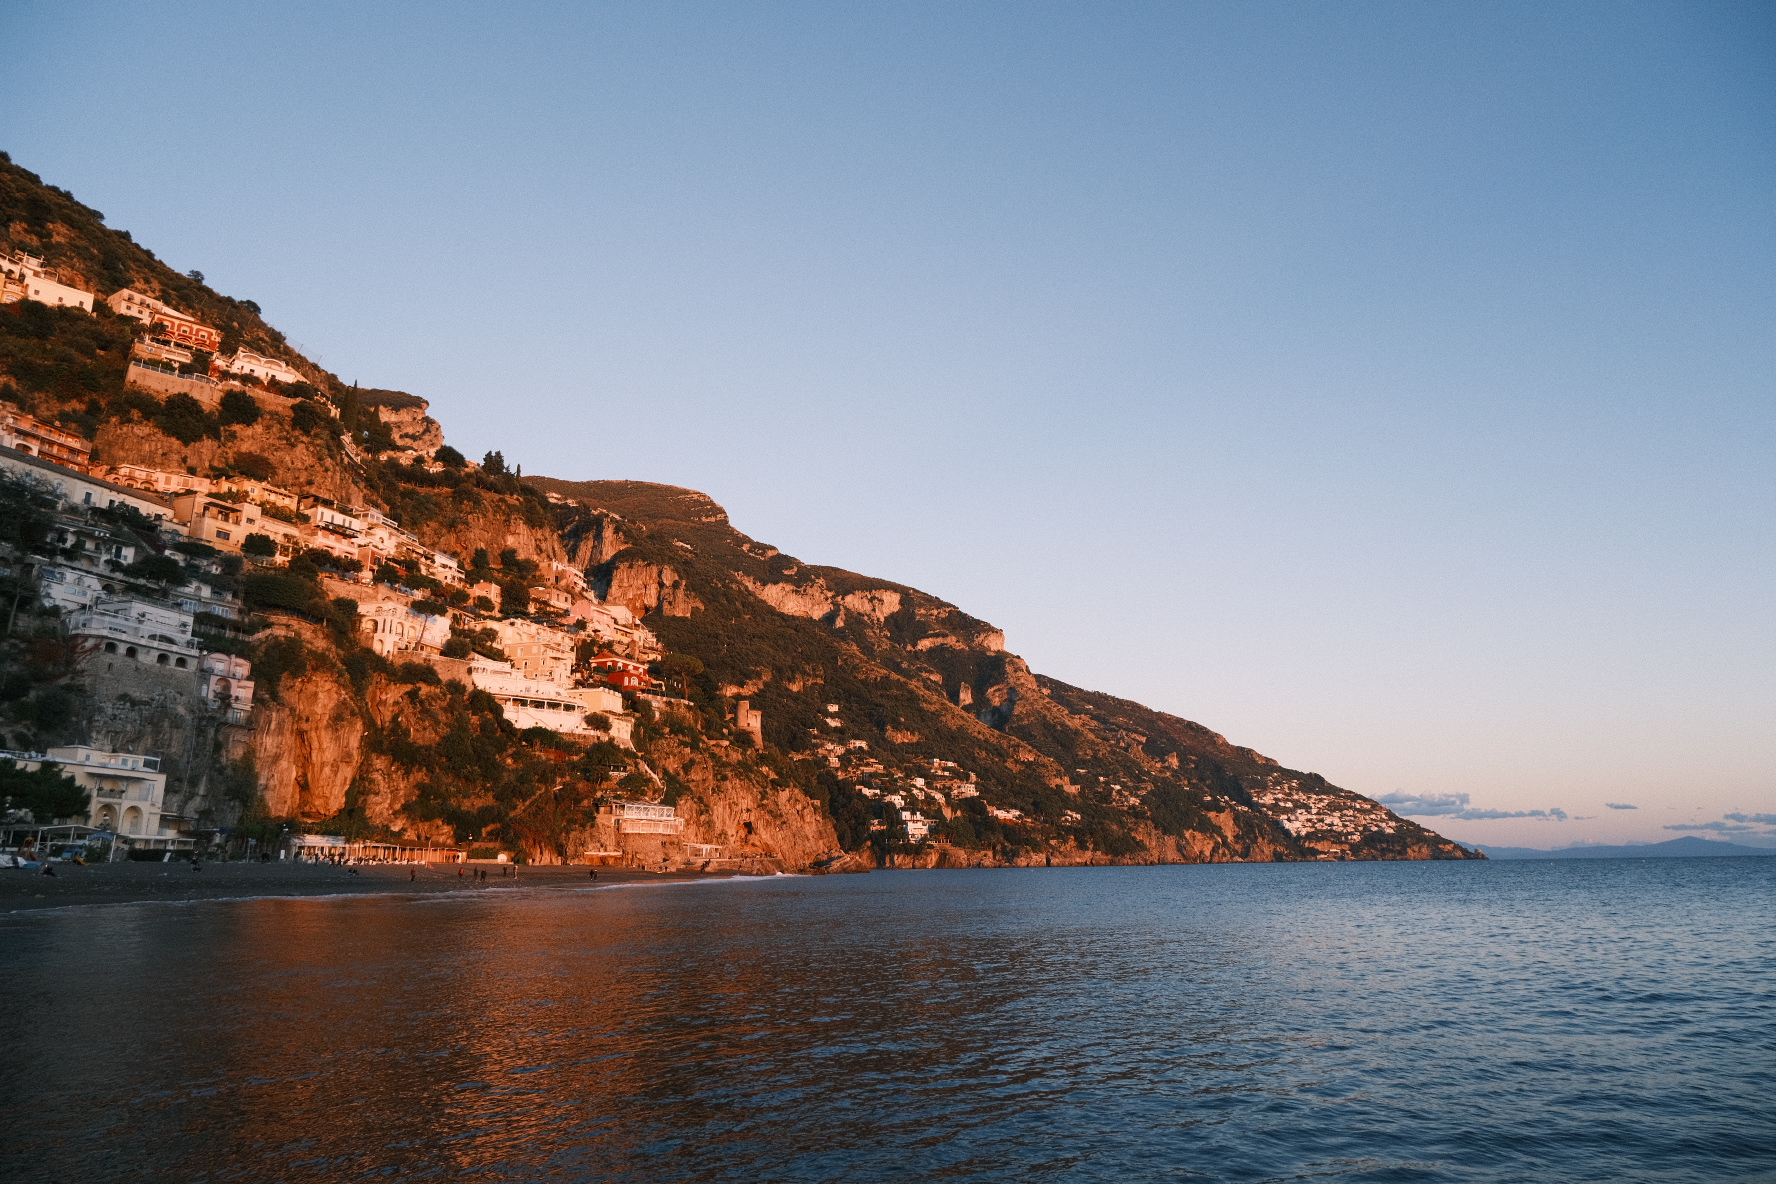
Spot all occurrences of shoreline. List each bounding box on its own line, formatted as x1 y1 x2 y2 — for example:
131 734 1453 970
0 860 743 914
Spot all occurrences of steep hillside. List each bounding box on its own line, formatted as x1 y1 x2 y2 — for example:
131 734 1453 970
532 478 1479 864
0 152 1477 867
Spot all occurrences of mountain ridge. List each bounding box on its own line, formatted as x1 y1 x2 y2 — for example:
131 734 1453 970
1478 837 1776 860
0 152 1479 867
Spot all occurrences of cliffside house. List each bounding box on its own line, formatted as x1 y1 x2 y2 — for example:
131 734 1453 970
171 490 266 552
93 464 211 496
1 408 92 472
528 584 575 615
895 808 934 841
600 799 683 835
357 597 450 657
218 348 301 385
586 652 656 692
201 651 255 722
3 746 187 851
567 598 659 659
0 451 177 525
494 617 575 685
29 516 142 614
0 252 95 311
299 495 365 542
466 657 634 744
68 596 202 670
106 288 220 352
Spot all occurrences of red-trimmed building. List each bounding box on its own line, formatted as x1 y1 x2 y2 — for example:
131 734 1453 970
585 653 658 692
107 288 221 353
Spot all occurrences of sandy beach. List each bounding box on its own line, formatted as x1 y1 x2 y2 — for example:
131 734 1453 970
0 860 741 913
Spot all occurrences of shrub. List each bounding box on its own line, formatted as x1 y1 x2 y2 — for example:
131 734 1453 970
290 399 333 434
520 726 575 750
396 661 441 686
156 392 216 444
243 572 322 614
440 637 473 659
241 532 277 559
218 389 261 426
252 636 309 698
120 553 187 588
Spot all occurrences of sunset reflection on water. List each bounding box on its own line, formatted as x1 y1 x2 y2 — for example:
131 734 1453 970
5 862 1772 1183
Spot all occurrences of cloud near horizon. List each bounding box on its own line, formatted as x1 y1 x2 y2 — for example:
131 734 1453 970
1377 791 1568 822
1665 813 1776 836
1605 802 1637 810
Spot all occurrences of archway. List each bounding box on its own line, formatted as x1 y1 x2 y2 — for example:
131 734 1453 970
123 806 143 835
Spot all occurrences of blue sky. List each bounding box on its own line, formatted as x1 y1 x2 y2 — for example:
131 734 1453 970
4 1 1771 847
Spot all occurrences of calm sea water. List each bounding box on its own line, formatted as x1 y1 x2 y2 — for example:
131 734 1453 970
3 860 1772 1183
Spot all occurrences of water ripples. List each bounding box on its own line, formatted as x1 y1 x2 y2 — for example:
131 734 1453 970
2 859 1773 1182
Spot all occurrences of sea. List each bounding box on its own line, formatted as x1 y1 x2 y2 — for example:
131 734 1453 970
3 859 1772 1183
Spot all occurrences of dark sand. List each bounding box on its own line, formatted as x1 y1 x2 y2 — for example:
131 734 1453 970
0 860 739 913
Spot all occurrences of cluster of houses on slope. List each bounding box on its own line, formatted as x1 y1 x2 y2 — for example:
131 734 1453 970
0 389 701 858
804 702 994 842
2 250 304 388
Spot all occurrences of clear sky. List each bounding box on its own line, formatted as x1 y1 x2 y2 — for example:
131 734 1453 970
4 1 1771 848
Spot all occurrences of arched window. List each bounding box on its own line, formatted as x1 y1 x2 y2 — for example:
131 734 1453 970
175 657 188 668
156 653 169 665
125 646 137 659
104 642 117 654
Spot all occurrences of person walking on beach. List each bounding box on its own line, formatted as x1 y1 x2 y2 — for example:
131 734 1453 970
409 868 417 882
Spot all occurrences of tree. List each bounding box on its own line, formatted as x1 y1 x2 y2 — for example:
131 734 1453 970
218 389 261 426
0 759 88 823
120 553 187 589
498 579 529 617
656 653 705 698
186 269 204 283
156 393 215 444
291 400 333 435
241 533 277 559
482 450 507 475
434 444 466 468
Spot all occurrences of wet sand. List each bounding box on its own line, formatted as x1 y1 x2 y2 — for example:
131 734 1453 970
0 860 739 913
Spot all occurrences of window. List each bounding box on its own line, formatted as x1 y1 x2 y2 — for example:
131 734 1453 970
215 530 230 540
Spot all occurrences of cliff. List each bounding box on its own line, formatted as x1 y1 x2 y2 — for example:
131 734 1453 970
531 478 1479 865
0 152 1478 867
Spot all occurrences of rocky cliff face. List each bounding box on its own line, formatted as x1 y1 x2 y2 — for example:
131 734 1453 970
0 155 1478 868
533 477 1481 865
